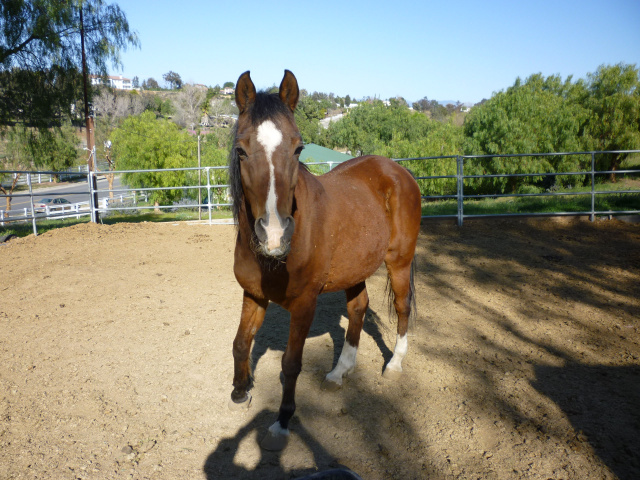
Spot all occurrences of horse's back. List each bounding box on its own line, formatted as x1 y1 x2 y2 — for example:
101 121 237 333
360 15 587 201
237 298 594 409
321 155 421 221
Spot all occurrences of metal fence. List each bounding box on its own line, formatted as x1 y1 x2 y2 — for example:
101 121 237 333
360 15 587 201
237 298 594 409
396 150 640 225
1 149 639 235
0 161 110 188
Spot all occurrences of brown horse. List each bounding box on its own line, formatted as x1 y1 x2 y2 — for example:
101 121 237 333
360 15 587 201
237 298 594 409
229 70 422 451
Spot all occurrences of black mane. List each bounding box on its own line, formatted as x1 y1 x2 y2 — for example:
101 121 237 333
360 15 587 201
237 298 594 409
228 92 294 224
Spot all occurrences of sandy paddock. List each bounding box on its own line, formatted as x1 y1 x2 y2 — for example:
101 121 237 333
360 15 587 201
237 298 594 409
0 217 639 479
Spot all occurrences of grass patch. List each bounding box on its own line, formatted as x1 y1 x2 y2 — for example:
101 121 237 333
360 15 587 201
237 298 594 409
0 216 91 238
102 208 232 224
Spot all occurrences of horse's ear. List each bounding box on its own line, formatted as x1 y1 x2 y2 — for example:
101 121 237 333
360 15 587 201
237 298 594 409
279 70 299 112
235 71 256 114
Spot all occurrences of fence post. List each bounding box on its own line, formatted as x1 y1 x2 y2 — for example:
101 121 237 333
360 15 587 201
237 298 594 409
26 173 38 236
456 156 464 226
88 171 97 223
0 209 4 227
590 152 596 222
206 167 212 225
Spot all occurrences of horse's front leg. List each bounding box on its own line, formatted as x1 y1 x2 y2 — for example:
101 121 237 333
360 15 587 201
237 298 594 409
230 291 268 409
261 296 317 451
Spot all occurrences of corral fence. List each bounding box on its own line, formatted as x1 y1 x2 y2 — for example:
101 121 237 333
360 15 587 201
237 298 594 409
1 150 638 235
0 161 110 188
396 150 640 226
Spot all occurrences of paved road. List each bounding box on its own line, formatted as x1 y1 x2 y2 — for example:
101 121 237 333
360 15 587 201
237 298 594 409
4 176 123 213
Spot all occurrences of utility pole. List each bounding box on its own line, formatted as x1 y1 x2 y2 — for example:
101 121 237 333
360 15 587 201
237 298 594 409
198 134 202 221
80 4 99 222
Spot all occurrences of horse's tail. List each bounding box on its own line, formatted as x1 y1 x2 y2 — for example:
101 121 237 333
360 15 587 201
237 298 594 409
385 257 418 329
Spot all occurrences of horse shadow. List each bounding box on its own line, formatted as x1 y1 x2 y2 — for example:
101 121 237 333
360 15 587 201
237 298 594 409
250 291 395 377
532 363 640 480
203 408 359 479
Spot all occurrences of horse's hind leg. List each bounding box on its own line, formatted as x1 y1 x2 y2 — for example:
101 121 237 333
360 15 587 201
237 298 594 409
323 282 368 391
383 256 415 378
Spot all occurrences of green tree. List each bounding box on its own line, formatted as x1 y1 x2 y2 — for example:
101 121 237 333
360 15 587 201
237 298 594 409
29 123 81 174
111 111 196 209
3 122 79 179
323 100 462 195
0 65 83 128
294 96 329 144
583 63 640 179
0 0 138 71
462 73 589 192
0 0 138 176
143 77 159 90
163 71 182 90
223 81 234 89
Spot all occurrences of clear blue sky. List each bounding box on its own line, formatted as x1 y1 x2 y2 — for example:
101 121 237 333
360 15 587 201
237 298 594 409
113 0 640 104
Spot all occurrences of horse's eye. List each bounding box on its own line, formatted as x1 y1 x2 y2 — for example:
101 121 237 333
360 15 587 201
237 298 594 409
294 146 304 156
236 147 247 159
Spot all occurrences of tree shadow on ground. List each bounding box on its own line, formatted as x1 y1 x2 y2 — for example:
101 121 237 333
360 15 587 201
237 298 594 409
533 364 640 480
411 217 640 477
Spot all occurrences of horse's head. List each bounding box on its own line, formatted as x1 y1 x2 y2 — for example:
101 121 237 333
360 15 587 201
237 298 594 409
232 70 303 258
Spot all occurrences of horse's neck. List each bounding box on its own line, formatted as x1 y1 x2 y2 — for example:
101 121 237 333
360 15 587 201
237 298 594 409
295 164 325 218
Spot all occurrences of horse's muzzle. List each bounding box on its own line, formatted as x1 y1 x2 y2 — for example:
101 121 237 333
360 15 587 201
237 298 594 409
254 214 294 258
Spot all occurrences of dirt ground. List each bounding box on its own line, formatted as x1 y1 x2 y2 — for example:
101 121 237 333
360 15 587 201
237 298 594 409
1 217 639 480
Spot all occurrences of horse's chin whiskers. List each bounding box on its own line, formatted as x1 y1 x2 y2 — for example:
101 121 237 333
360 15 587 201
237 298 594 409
249 232 289 267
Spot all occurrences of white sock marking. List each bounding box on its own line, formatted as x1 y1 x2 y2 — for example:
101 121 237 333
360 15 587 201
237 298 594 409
326 342 358 385
386 334 408 372
268 420 290 437
256 120 284 251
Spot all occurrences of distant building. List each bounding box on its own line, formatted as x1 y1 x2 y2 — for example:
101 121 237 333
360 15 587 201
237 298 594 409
90 75 133 90
221 87 234 95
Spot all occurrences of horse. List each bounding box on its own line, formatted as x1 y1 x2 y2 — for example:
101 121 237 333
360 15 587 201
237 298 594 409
228 70 422 451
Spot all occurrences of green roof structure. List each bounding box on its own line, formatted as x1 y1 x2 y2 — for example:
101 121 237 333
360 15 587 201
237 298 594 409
299 143 353 165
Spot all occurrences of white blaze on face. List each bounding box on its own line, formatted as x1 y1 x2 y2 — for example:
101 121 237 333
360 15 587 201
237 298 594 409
256 120 284 251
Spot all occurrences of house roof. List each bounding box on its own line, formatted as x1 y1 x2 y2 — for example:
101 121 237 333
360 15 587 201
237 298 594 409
300 143 353 164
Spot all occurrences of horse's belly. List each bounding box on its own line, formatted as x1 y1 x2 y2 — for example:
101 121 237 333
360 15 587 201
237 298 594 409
322 216 390 292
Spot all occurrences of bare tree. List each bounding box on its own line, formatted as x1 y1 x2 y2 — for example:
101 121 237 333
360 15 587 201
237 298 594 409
207 97 235 126
172 84 206 128
93 88 145 195
94 88 145 129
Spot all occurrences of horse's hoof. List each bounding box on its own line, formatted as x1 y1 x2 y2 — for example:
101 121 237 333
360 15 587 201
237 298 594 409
382 367 402 380
321 378 342 392
260 427 289 451
228 392 252 411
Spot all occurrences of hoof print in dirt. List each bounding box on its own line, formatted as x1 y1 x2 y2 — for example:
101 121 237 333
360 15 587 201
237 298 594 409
227 393 252 411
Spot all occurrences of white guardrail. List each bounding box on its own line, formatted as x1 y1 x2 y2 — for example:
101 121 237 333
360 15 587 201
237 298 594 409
0 202 90 226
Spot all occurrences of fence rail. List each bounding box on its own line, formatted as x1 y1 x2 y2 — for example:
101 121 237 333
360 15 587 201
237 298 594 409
0 161 110 188
1 150 639 234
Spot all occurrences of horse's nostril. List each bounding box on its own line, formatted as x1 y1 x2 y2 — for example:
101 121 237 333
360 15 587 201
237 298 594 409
254 216 268 242
283 216 295 237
